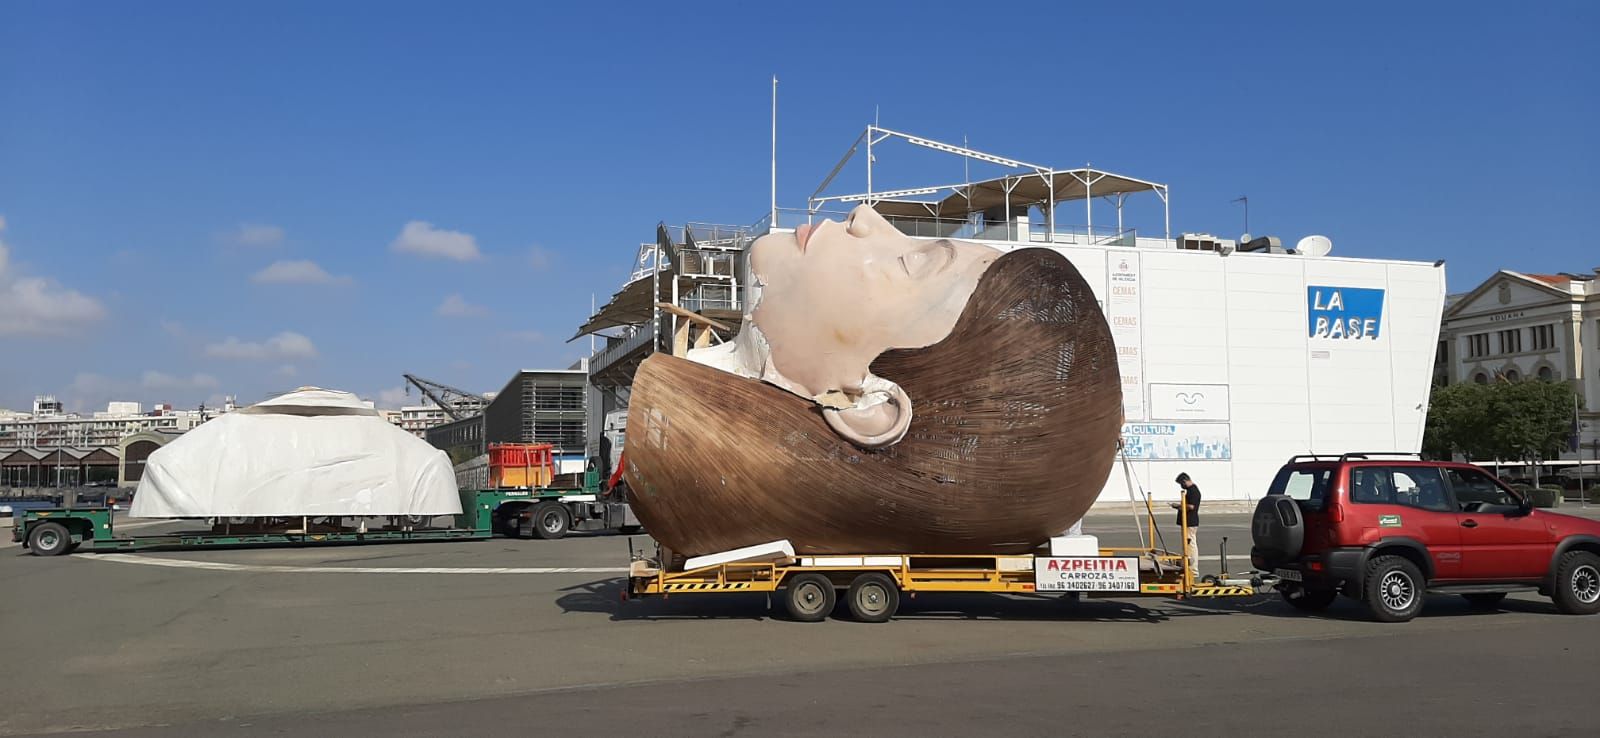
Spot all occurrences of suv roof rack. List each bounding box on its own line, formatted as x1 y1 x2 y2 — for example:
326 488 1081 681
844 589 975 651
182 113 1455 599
1287 452 1426 464
1338 452 1424 462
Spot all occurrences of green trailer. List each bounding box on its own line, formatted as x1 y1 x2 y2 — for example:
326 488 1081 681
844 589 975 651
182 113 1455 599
13 488 544 557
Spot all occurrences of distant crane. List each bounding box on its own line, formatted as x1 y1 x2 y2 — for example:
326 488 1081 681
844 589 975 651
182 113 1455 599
402 374 488 421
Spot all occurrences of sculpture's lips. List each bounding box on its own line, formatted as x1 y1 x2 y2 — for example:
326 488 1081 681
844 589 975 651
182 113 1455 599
794 222 815 252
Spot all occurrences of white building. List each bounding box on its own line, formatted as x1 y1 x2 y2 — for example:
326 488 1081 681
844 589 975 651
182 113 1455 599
399 403 452 437
1438 269 1600 459
963 225 1445 503
0 397 223 450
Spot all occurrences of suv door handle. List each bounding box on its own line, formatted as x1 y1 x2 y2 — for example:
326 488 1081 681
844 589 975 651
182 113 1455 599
1461 519 1478 528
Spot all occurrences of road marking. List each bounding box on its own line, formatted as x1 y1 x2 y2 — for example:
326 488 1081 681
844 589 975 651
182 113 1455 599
89 553 629 574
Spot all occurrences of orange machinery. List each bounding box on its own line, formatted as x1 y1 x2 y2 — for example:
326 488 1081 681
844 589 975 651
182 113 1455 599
488 443 555 489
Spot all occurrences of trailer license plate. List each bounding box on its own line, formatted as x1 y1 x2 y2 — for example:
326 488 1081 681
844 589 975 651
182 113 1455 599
1275 568 1302 582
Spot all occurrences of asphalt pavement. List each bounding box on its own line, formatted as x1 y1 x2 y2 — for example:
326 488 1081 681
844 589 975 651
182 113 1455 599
2 510 1597 736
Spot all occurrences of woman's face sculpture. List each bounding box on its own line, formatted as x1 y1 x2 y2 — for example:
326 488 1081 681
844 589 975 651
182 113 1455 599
627 217 1124 556
694 205 999 448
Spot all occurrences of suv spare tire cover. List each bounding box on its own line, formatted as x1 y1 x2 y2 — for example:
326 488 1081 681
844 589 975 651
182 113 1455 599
1251 495 1304 562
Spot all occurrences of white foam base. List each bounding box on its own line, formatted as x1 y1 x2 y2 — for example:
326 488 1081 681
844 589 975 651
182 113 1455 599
1049 534 1100 557
684 540 797 570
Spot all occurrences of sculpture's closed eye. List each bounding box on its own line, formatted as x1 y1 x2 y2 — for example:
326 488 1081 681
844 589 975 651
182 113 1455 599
899 240 955 279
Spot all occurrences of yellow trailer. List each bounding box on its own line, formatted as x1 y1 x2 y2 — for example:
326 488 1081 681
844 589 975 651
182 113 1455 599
626 538 1265 622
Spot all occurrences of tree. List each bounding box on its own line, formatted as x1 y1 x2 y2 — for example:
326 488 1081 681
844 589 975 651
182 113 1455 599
1424 378 1578 463
1424 382 1493 460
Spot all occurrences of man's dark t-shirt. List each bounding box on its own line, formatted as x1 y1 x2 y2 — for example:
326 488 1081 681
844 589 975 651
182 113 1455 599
1175 485 1201 527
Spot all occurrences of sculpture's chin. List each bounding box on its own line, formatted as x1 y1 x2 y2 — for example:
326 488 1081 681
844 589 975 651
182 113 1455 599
822 380 912 449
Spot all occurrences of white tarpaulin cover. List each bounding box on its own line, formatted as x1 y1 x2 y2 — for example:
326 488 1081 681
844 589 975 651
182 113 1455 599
130 387 462 518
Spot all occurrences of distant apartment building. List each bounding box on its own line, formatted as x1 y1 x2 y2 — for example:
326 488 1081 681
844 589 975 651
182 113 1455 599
0 395 235 450
400 403 452 437
398 395 490 438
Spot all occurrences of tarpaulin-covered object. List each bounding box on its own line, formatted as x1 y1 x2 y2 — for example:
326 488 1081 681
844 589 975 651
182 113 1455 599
130 387 462 518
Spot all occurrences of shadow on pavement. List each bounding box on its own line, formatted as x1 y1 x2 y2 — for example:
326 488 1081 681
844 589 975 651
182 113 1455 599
557 577 1256 624
1179 590 1563 621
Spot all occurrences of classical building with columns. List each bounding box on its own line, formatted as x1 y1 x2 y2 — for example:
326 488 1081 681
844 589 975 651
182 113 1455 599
1437 269 1600 460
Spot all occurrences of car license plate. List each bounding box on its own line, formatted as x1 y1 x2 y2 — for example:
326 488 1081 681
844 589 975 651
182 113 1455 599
1274 568 1303 582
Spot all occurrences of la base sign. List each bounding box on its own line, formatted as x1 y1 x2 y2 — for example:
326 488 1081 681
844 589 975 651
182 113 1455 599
1034 556 1140 592
1307 285 1385 340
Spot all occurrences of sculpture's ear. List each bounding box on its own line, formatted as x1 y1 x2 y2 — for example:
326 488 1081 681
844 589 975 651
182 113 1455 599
822 379 912 449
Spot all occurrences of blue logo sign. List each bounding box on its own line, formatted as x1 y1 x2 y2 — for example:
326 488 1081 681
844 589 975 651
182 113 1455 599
1307 286 1384 340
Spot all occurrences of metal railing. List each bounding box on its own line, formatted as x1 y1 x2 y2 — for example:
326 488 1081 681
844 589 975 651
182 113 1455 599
590 328 655 375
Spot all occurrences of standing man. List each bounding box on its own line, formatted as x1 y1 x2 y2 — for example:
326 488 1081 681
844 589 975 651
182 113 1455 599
1170 473 1201 575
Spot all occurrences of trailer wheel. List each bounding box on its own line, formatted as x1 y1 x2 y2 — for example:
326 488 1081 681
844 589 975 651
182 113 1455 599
530 502 570 540
782 573 836 622
28 521 73 557
846 573 899 623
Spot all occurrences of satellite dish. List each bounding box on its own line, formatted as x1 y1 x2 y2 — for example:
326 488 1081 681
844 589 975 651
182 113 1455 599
1239 232 1252 244
1296 235 1333 257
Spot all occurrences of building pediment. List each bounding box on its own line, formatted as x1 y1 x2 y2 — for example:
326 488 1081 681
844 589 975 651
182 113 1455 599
1444 271 1573 321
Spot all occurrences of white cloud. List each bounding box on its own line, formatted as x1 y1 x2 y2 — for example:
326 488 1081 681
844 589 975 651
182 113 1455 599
528 245 553 270
391 221 481 261
63 370 220 412
250 259 351 285
226 223 285 248
376 386 409 409
437 294 489 318
0 216 108 337
141 371 220 391
204 331 318 360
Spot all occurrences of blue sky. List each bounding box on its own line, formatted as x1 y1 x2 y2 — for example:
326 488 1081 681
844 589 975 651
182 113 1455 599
1 1 1594 412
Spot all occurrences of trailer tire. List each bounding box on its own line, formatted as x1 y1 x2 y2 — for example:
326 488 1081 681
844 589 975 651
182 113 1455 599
530 502 570 540
28 521 73 557
782 573 836 622
846 573 900 623
619 525 643 535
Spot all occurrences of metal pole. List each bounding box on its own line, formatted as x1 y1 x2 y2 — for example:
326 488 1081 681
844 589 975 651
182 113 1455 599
1577 391 1586 507
866 125 873 197
651 240 660 353
1164 187 1171 240
770 75 778 228
1085 170 1093 237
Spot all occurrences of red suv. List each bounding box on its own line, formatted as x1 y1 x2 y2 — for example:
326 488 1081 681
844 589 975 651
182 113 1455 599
1251 453 1600 622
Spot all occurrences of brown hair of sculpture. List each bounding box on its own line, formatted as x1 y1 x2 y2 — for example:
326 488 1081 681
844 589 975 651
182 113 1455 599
624 247 1122 556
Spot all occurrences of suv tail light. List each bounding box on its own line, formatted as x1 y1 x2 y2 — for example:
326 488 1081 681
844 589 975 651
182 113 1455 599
1328 501 1345 523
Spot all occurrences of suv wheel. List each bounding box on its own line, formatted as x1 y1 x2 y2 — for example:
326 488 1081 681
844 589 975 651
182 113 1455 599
1362 555 1425 622
1550 550 1600 615
1280 585 1338 612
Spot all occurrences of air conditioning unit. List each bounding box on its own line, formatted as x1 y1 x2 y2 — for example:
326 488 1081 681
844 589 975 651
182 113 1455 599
1177 233 1225 252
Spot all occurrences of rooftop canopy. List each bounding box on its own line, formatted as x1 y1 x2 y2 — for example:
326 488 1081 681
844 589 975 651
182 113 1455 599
807 125 1170 239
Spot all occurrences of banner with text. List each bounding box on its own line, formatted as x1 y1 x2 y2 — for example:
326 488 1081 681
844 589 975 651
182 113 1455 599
1107 254 1144 421
1121 422 1233 460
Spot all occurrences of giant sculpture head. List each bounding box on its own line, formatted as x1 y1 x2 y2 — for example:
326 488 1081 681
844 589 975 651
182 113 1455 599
626 205 1122 556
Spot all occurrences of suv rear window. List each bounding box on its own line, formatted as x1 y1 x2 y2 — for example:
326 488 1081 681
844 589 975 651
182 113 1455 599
1269 465 1333 512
